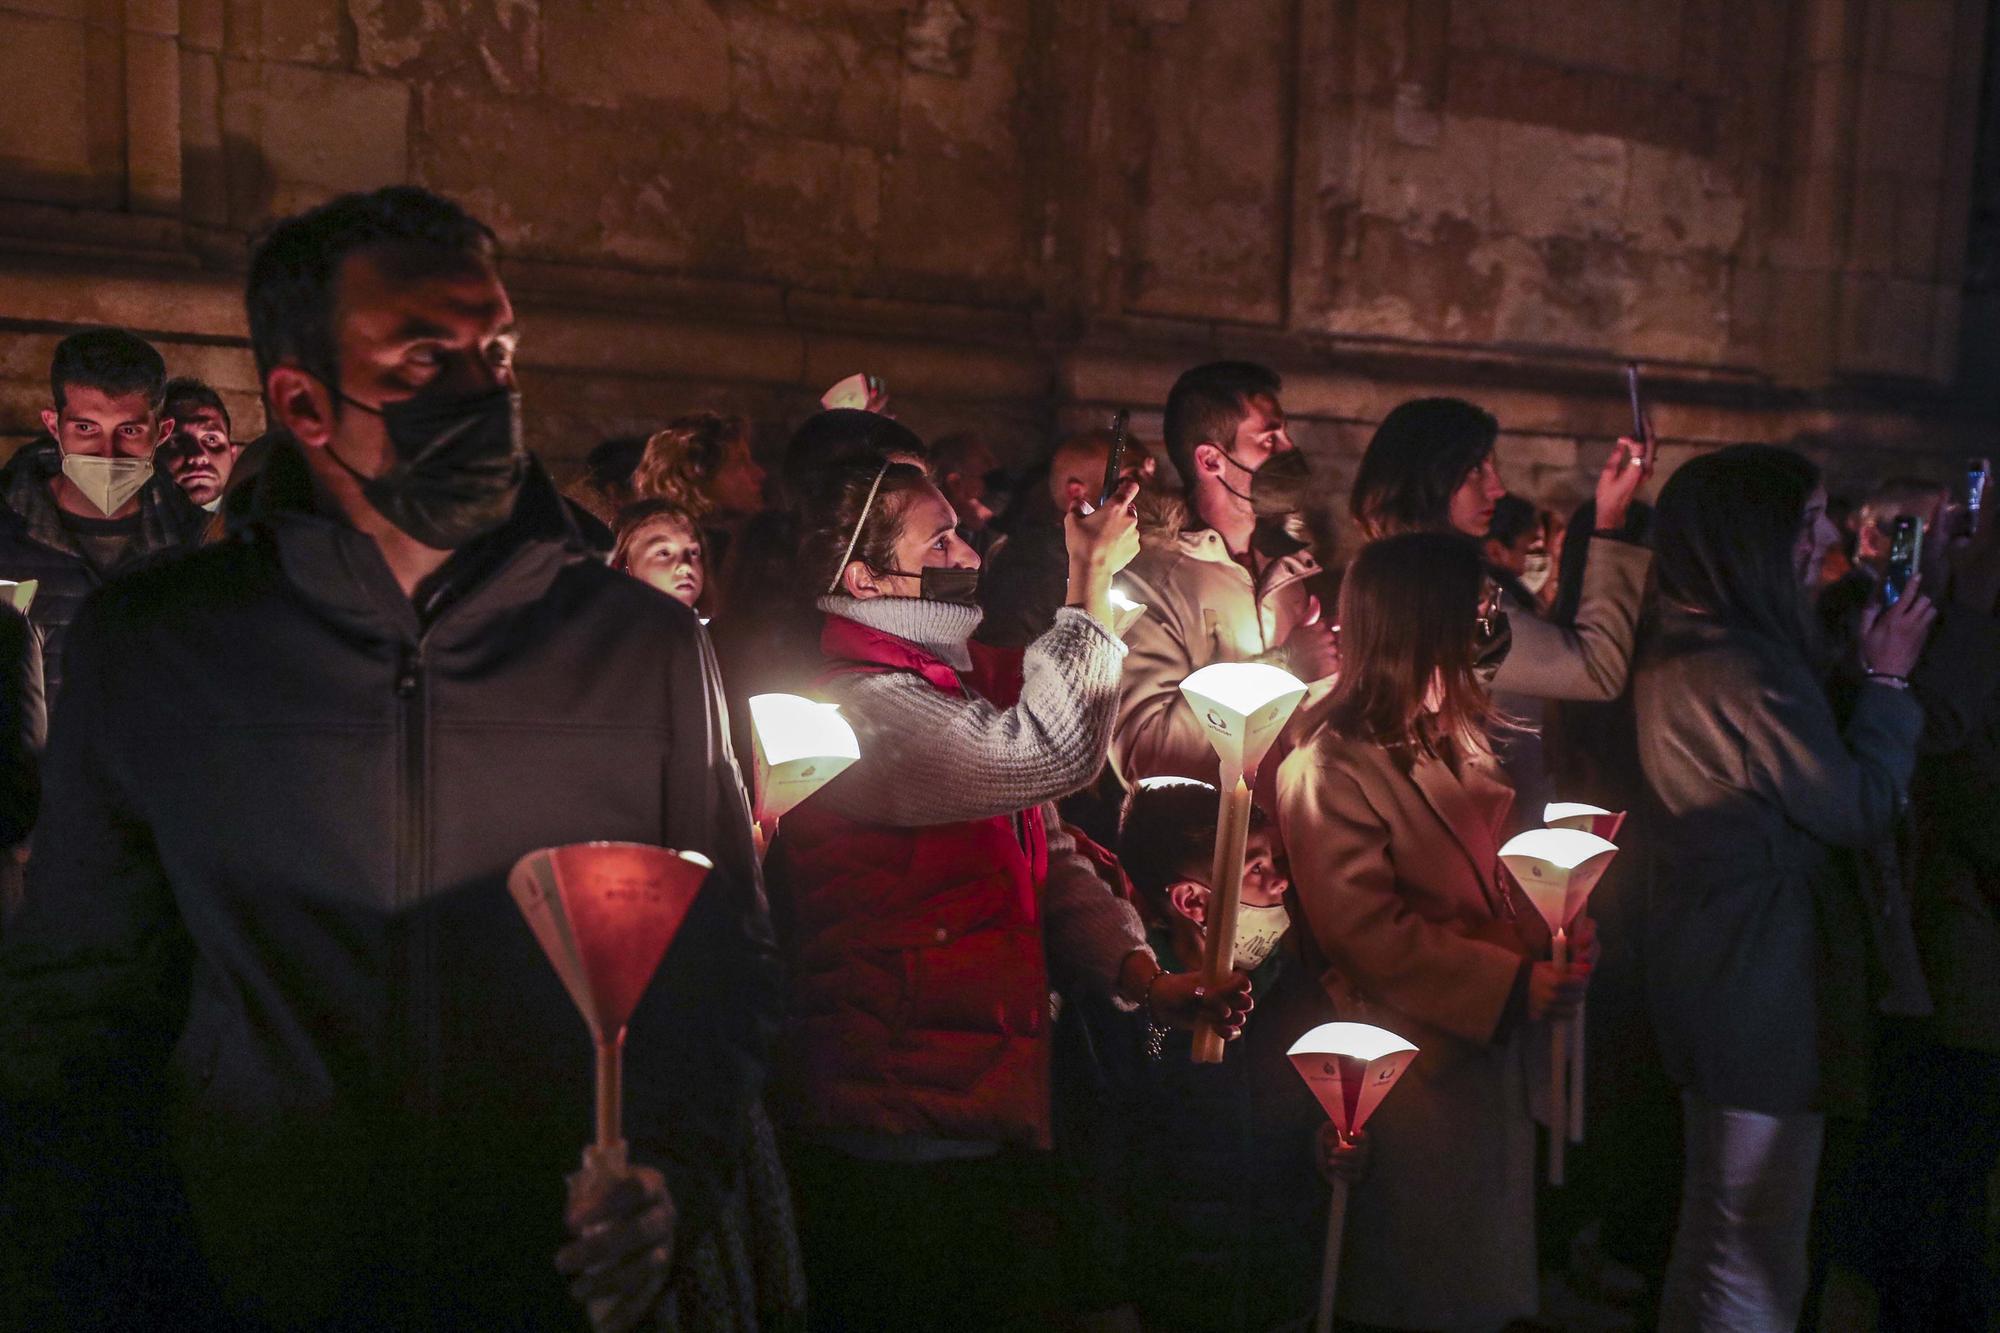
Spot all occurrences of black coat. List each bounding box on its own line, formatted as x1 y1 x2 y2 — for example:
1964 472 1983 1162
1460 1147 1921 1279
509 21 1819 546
1635 610 1921 1115
0 439 204 700
0 442 783 1329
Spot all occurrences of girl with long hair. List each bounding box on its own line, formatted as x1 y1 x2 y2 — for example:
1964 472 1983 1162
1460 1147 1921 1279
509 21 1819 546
1277 532 1590 1330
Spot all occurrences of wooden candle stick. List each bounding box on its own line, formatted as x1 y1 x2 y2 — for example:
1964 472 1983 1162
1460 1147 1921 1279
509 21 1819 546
1178 662 1308 1065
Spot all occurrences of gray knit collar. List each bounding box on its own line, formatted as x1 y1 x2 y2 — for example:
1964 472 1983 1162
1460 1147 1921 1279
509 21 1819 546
818 594 982 671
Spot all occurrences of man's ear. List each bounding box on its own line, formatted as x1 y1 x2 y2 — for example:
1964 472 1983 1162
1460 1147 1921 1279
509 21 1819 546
1191 440 1227 480
155 416 177 447
840 560 883 600
1166 879 1211 930
1482 537 1508 566
39 408 58 439
265 365 336 449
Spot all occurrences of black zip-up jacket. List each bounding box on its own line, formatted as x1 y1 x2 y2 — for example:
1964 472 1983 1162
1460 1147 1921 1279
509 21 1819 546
0 441 783 1329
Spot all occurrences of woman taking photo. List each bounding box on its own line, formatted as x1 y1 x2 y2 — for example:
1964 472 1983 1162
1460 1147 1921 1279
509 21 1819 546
1276 532 1590 1331
775 452 1252 1329
1638 445 1933 1331
1349 396 1653 705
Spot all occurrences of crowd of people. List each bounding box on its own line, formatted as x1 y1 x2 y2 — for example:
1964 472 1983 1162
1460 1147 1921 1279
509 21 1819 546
0 182 1993 1333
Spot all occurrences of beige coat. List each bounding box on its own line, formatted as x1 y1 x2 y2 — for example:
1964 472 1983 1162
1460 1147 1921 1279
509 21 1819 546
1277 726 1548 1330
1111 526 1320 786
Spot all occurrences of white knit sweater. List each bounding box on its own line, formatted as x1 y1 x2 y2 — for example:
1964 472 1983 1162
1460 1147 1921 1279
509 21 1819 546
813 594 1151 995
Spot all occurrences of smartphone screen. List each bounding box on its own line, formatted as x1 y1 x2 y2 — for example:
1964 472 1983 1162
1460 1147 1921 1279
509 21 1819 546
1625 363 1645 441
1884 515 1924 606
1100 409 1130 508
1968 458 1990 518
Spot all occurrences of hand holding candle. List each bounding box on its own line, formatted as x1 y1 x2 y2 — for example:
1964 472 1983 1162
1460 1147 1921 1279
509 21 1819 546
747 693 860 854
1500 825 1619 1185
1289 1022 1419 1333
509 842 712 1330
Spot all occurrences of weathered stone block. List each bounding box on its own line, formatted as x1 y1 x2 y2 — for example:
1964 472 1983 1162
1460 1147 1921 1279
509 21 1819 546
1856 71 1948 179
737 133 880 283
876 147 1027 293
898 15 1025 160
351 0 539 95
724 7 899 147
1489 122 1629 242
1848 170 1900 273
1837 272 1935 378
182 0 224 51
126 0 178 37
1319 215 1502 344
1622 142 1747 254
256 65 410 217
1354 108 1494 233
1456 0 1684 78
126 29 182 214
0 13 96 202
1895 183 1941 279
542 0 728 114
231 0 344 67
1884 0 1955 79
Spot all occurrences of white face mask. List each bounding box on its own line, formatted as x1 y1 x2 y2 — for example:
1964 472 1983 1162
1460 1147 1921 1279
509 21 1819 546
1233 901 1289 970
61 451 155 517
1519 552 1552 595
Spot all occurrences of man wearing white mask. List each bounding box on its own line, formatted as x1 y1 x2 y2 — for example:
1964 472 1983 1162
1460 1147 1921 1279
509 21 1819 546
0 328 203 697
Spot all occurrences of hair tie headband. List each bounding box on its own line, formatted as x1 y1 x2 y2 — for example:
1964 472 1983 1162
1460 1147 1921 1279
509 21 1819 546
827 460 893 595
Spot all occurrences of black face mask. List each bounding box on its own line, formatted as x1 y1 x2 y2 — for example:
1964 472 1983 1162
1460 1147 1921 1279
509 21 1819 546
881 565 982 606
333 383 528 550
1473 607 1513 688
1219 446 1313 519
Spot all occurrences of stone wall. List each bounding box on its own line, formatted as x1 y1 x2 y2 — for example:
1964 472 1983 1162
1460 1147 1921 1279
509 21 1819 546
0 0 1993 542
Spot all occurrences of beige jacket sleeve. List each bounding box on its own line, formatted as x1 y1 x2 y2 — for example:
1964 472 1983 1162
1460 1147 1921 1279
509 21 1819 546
1276 745 1524 1045
1108 557 1221 788
1491 536 1651 703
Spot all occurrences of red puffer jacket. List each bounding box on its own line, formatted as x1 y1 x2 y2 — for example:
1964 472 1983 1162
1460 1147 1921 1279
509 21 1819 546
776 615 1054 1149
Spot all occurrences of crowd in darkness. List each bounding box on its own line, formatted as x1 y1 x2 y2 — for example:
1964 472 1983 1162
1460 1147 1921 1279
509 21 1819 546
0 185 1994 1333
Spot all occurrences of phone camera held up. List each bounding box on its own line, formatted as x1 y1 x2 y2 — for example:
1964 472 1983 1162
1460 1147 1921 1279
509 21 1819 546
1884 514 1924 607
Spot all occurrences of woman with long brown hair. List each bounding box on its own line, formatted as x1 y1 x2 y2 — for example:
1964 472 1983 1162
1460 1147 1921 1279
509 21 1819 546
1276 532 1590 1330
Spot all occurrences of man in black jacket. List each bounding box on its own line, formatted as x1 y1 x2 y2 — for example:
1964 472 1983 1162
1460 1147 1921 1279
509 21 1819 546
0 328 205 700
0 187 785 1331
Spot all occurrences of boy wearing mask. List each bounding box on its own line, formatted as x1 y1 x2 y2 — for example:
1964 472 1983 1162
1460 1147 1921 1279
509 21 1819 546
1111 777 1355 1332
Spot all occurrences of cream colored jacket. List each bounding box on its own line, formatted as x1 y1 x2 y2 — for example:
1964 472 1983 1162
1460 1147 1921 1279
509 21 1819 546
1110 526 1321 786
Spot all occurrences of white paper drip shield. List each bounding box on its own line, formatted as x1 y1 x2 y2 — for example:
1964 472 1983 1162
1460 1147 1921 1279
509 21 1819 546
1107 585 1148 636
1542 802 1627 842
1288 1022 1418 1138
508 842 713 1041
1499 827 1619 934
1179 662 1309 776
748 693 861 824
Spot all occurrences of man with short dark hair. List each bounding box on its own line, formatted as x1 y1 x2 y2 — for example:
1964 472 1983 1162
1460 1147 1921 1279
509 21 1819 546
1 187 787 1329
157 375 241 510
0 328 203 697
1111 361 1335 786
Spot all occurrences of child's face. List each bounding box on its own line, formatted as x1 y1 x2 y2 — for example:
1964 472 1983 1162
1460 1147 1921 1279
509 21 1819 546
1240 829 1288 908
625 517 704 607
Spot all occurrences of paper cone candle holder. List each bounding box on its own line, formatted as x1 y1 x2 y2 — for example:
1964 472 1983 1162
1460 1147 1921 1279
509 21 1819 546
1107 585 1148 637
1290 1022 1417 1333
1179 661 1309 780
1288 1022 1419 1140
747 693 861 826
1499 827 1619 936
509 842 713 1159
1543 801 1628 843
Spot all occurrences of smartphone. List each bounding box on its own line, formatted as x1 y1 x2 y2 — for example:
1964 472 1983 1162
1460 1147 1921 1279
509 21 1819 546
1884 514 1924 607
1100 409 1130 509
1622 362 1651 471
1967 457 1990 525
